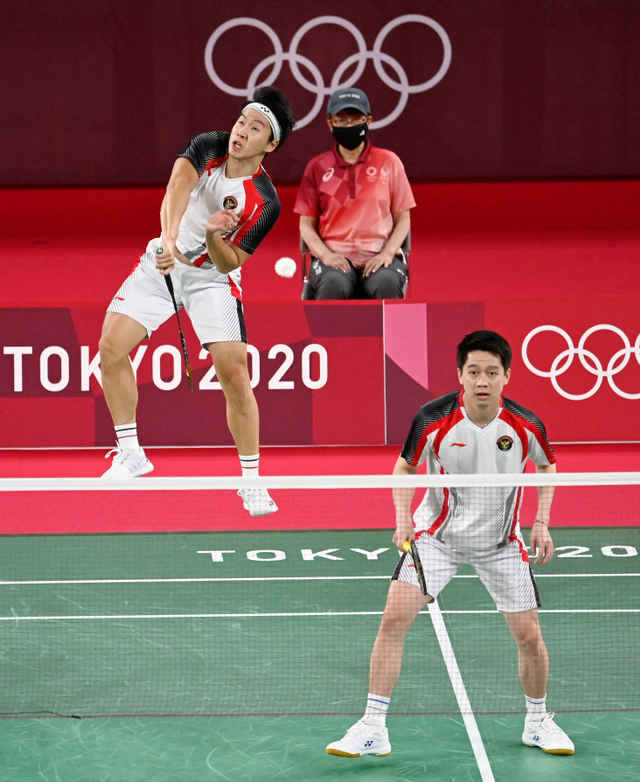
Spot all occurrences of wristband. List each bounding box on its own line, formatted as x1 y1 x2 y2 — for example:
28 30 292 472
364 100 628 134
533 519 549 527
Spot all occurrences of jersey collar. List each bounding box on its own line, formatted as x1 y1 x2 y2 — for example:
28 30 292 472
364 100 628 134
458 391 504 428
332 139 372 167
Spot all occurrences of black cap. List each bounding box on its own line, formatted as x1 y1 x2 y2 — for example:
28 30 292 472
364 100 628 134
327 87 371 116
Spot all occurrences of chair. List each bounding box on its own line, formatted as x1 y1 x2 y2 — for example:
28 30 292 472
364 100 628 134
301 230 411 300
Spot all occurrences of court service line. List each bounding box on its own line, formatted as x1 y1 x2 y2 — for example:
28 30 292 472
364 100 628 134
0 576 392 586
434 609 639 614
428 599 495 782
0 573 636 586
1 608 635 622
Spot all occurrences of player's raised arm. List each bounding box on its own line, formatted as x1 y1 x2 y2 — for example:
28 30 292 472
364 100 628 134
530 462 556 566
157 157 199 274
392 456 417 551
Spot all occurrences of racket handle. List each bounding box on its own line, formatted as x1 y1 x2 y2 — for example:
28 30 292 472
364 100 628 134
402 539 428 596
156 246 169 274
156 248 175 293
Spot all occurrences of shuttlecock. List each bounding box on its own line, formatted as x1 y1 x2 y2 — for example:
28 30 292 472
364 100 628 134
275 257 297 278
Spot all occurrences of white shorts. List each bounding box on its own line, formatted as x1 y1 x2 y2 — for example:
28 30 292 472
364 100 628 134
107 240 246 345
392 533 541 613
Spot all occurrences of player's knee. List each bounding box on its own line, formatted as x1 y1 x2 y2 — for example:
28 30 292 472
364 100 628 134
98 333 127 368
216 362 253 401
379 607 415 639
515 627 544 657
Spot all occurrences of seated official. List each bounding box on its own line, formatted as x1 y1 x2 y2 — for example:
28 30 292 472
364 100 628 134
294 87 415 299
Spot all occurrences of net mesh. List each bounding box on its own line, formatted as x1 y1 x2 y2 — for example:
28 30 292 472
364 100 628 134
0 474 638 719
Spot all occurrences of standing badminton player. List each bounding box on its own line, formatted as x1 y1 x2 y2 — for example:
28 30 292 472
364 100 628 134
327 330 575 757
98 87 295 516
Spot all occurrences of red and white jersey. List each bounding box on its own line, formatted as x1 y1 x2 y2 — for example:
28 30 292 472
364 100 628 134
170 132 280 286
294 142 415 267
401 391 556 551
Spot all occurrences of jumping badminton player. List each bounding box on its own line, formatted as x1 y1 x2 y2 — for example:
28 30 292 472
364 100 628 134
327 330 575 757
99 87 295 516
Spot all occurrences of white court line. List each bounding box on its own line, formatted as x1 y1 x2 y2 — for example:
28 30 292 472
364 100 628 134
0 611 386 621
536 573 640 578
0 576 392 586
428 599 495 782
0 608 636 622
0 573 636 586
433 609 639 614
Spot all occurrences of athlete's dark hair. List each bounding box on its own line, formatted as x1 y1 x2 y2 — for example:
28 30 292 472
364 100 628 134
457 330 513 372
240 86 296 150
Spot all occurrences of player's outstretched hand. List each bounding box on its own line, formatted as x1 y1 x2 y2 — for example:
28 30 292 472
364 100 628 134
206 209 240 235
530 522 555 566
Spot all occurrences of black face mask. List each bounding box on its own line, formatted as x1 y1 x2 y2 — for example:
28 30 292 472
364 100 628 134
332 122 369 150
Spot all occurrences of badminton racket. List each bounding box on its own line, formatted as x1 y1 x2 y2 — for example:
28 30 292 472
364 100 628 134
156 247 194 391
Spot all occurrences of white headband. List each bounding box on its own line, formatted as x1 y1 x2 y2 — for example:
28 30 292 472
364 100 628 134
245 102 281 142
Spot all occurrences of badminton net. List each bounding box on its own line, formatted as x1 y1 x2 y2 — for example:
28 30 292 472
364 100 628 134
0 472 638 719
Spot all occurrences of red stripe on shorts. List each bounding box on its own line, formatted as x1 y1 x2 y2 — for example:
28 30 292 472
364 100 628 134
128 255 143 275
509 533 531 563
228 276 242 301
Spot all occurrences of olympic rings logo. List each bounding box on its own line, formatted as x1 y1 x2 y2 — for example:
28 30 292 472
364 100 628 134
522 325 640 401
204 15 452 129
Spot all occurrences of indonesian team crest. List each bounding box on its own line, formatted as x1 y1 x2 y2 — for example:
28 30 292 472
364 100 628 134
497 436 514 452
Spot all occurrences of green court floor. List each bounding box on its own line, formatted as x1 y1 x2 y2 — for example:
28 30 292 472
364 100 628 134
0 527 638 781
0 713 637 782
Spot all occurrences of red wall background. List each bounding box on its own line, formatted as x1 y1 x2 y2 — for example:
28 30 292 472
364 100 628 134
2 0 640 185
2 179 639 448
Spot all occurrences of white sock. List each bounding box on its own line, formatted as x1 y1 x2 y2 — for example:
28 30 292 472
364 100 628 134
239 454 260 478
115 423 140 452
363 693 390 727
525 694 547 720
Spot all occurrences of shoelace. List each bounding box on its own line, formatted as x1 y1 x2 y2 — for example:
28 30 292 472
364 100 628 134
539 713 563 735
347 720 382 738
105 448 134 463
238 488 270 499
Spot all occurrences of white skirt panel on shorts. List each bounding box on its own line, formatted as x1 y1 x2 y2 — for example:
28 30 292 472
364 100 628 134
106 239 246 345
393 533 540 613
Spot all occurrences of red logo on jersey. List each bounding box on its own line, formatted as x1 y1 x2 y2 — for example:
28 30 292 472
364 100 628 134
222 196 238 210
450 442 467 447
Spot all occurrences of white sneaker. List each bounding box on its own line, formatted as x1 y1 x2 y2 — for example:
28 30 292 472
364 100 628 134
237 488 278 516
522 712 575 755
101 447 154 479
326 718 391 758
